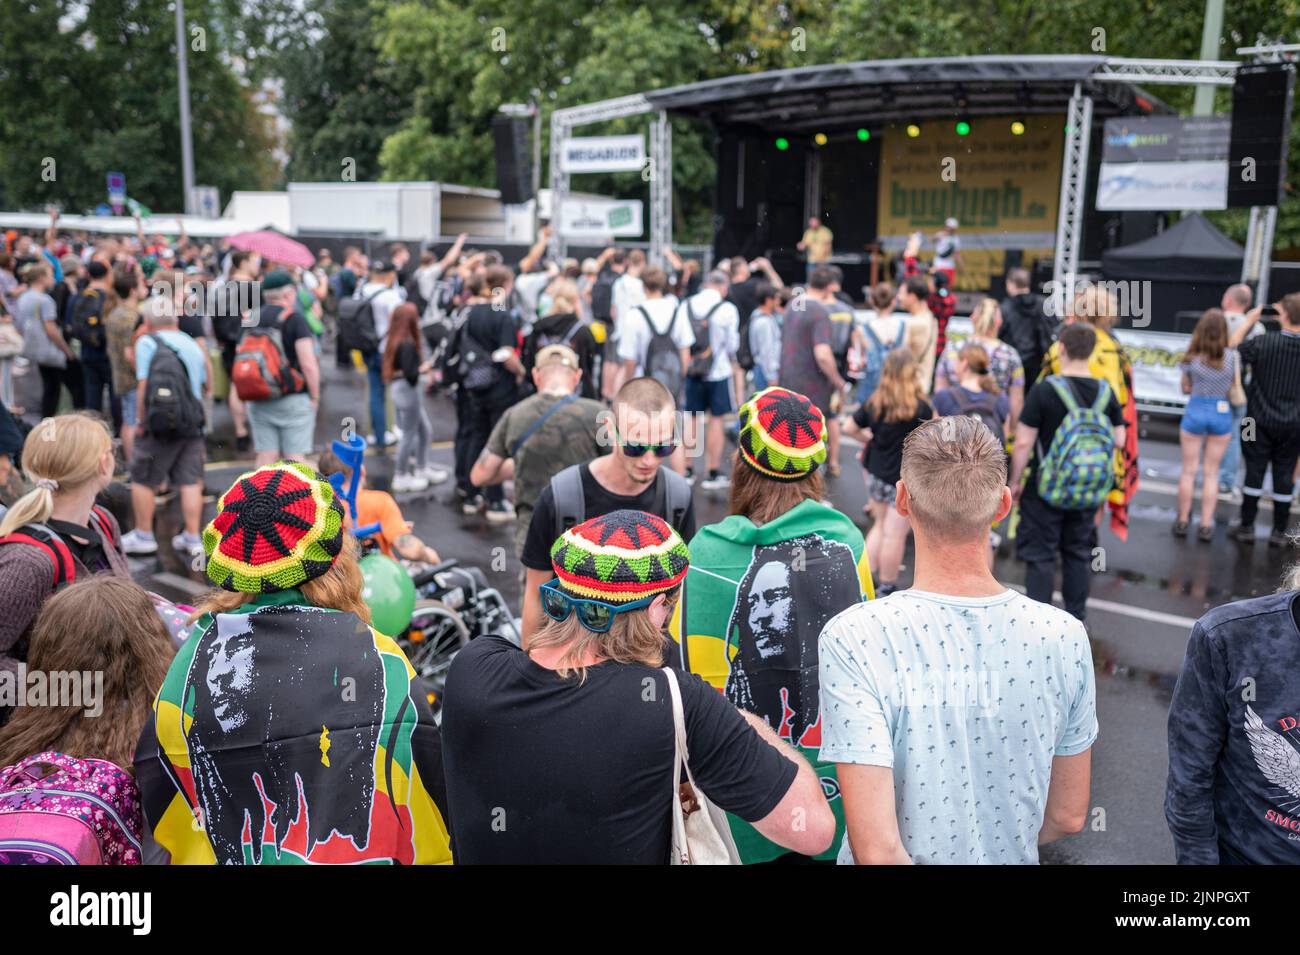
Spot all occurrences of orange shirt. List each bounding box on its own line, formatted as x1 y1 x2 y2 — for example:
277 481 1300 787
356 488 409 559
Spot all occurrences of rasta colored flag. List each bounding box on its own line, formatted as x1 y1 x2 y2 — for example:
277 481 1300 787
135 593 452 864
671 499 873 864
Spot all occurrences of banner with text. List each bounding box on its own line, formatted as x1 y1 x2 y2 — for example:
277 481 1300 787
559 135 646 174
1097 116 1229 211
877 116 1064 291
558 197 644 238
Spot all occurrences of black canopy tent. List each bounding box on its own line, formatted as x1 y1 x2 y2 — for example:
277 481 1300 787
1101 213 1243 332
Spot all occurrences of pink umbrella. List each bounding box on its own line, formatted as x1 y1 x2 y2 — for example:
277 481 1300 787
227 230 315 270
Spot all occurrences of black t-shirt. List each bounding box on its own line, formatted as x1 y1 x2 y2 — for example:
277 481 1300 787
395 340 420 386
1020 375 1123 476
46 518 113 575
251 304 313 377
179 311 205 343
521 463 697 570
852 399 933 484
728 277 760 324
440 635 796 864
464 302 520 403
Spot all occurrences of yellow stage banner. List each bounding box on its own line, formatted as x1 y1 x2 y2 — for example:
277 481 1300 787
877 115 1064 290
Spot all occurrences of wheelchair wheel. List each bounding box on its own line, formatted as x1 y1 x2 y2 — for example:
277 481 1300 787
401 600 471 722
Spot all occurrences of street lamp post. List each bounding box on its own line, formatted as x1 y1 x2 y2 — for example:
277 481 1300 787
175 0 197 215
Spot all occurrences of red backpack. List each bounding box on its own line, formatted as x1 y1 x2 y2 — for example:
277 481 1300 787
0 505 119 587
231 306 306 402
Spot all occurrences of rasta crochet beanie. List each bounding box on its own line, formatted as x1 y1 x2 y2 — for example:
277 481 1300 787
737 386 828 481
550 509 689 604
203 461 346 593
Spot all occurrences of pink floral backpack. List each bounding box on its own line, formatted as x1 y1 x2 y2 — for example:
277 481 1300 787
0 752 143 865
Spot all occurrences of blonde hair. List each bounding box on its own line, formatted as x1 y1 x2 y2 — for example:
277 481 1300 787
971 298 1001 338
188 535 373 625
1071 285 1118 330
547 278 581 315
526 589 678 682
900 417 1007 539
0 413 112 537
866 348 925 423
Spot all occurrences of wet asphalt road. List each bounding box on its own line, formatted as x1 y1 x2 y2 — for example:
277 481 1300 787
22 354 1296 865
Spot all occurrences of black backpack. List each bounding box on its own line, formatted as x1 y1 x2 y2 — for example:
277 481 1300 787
69 288 107 350
682 299 723 380
450 306 500 392
143 335 204 440
337 289 383 355
550 463 692 539
946 387 1004 440
736 308 758 372
213 280 252 344
590 272 616 322
638 305 684 398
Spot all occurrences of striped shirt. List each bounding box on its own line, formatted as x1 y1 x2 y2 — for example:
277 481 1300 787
1238 331 1300 430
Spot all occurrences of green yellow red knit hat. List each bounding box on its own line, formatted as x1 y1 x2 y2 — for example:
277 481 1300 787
203 461 346 593
550 509 689 604
737 386 828 481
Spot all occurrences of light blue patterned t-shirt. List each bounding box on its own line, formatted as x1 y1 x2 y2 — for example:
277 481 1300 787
818 589 1097 864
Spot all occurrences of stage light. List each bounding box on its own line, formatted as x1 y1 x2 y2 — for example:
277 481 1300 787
775 137 789 151
906 124 921 138
1010 120 1026 136
856 128 870 142
814 132 828 146
955 120 971 136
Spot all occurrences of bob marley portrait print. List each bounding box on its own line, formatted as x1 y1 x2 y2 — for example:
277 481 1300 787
135 603 453 865
724 535 859 747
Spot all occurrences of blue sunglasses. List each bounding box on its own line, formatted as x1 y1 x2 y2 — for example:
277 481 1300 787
539 579 660 633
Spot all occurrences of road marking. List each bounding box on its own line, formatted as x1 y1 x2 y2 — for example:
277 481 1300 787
1005 583 1196 630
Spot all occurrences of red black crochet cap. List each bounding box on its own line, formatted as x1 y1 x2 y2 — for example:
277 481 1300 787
550 509 690 603
202 462 346 593
737 386 828 481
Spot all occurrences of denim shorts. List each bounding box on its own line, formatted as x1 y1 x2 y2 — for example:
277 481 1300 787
684 376 734 416
247 392 316 456
120 390 138 428
1181 395 1233 437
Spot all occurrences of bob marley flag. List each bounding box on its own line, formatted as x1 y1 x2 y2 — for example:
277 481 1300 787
671 498 872 863
135 593 452 864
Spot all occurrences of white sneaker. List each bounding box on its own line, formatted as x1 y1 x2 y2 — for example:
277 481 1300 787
172 532 203 556
121 529 159 555
700 472 731 491
385 429 400 445
485 500 516 524
392 472 429 493
420 465 450 485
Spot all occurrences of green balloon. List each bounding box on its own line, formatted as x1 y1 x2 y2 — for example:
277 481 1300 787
359 553 416 636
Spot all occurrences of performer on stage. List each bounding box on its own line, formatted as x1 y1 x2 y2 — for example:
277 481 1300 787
797 216 833 283
931 217 962 288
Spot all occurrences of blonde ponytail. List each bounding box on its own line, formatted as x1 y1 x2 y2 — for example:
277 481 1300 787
0 414 112 537
958 343 1001 396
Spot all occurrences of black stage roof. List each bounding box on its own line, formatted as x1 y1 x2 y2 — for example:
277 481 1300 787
642 55 1170 132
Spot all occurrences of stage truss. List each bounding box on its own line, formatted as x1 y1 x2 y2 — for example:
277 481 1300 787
549 54 1282 295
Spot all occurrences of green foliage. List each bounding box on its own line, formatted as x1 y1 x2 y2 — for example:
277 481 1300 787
0 0 278 214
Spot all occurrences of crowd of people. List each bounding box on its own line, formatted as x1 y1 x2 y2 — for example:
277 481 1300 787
0 210 1298 866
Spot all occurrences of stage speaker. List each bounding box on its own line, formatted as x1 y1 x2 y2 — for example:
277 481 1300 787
1227 63 1295 209
492 115 533 205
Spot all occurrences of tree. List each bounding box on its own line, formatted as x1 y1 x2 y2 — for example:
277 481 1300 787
0 0 278 214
